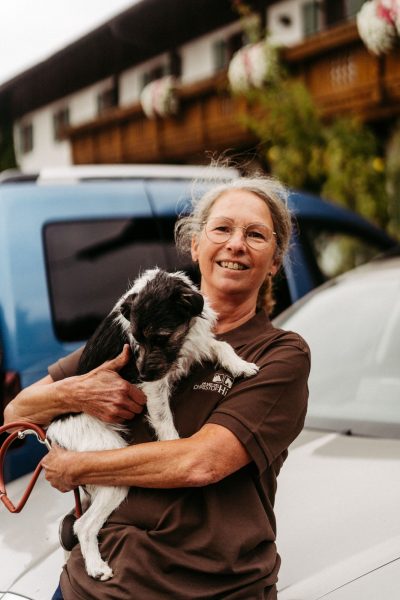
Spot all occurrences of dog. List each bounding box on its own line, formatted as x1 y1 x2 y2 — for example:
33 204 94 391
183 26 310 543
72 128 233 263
46 268 258 581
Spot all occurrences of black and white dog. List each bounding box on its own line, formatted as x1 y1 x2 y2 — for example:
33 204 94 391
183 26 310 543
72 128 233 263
47 268 258 581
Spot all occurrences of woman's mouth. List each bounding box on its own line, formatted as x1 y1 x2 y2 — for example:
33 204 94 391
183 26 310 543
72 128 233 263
218 261 248 271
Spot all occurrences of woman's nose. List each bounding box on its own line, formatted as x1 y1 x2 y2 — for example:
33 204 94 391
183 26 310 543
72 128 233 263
226 227 246 250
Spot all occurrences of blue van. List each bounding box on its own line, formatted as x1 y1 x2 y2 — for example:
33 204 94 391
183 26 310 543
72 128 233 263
0 165 395 480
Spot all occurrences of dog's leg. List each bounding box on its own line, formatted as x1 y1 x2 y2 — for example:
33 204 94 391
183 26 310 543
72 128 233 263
209 340 259 378
73 485 128 581
143 380 180 441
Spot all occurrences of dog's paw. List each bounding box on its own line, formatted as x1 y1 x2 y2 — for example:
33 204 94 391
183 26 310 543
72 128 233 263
236 360 259 378
87 561 114 581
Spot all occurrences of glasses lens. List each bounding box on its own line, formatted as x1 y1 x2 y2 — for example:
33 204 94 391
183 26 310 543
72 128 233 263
245 224 272 249
205 218 233 244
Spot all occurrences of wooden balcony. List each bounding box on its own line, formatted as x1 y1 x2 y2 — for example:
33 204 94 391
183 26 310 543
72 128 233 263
67 74 258 165
67 21 400 165
284 21 400 121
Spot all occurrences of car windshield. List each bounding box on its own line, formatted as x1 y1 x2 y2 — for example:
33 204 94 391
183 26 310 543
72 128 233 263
275 260 400 438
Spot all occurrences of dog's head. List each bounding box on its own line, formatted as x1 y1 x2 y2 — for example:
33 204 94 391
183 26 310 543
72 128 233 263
120 270 204 381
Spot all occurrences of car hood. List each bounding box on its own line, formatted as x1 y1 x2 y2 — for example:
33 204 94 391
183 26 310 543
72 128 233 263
0 471 72 599
275 429 400 600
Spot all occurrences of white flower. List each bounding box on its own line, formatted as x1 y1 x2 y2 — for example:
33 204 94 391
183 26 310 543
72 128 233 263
357 0 397 54
382 0 400 33
228 41 277 93
140 76 178 119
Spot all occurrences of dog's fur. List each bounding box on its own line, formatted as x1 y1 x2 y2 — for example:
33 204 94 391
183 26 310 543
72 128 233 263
46 268 258 581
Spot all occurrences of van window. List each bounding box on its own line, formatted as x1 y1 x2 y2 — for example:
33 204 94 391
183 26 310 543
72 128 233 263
302 226 384 279
44 218 177 342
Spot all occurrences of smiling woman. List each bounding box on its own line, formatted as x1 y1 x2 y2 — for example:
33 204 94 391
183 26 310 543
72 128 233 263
5 172 309 600
175 176 292 320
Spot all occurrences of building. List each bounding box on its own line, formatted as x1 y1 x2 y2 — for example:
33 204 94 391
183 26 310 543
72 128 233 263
3 0 397 172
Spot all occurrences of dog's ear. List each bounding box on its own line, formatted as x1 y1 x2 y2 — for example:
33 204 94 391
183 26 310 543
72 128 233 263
181 289 204 317
120 293 136 320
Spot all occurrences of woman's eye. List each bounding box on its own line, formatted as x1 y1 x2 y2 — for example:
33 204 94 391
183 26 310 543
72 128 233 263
247 230 266 240
214 226 231 233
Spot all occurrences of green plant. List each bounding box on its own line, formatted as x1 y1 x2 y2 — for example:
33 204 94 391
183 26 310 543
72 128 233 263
232 58 393 235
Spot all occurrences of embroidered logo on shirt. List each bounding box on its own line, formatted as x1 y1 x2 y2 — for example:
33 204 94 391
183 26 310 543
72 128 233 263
193 372 234 396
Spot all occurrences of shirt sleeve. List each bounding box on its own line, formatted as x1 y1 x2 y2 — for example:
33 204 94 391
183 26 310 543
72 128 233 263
207 336 310 474
48 346 84 381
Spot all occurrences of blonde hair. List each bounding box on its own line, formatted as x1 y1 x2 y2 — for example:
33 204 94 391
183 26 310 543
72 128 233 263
175 174 292 314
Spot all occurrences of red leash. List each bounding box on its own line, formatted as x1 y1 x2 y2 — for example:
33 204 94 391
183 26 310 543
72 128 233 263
0 421 82 517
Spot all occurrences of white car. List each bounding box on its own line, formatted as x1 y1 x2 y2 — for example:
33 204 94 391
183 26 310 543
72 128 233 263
274 252 400 599
1 253 400 599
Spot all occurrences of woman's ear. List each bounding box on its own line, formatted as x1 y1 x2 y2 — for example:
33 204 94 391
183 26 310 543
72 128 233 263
270 262 279 277
270 256 281 278
191 236 199 263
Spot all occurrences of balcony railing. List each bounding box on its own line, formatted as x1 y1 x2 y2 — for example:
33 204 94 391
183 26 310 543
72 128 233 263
66 21 400 165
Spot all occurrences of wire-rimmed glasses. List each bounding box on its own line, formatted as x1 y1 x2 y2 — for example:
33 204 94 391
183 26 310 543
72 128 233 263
203 217 276 250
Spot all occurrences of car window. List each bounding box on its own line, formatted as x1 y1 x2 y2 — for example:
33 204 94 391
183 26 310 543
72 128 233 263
44 218 179 342
276 266 400 436
301 226 385 279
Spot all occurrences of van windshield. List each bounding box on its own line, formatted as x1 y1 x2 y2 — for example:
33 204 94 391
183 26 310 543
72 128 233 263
275 261 400 437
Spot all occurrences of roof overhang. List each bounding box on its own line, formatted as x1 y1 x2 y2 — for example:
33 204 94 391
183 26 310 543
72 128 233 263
0 0 267 120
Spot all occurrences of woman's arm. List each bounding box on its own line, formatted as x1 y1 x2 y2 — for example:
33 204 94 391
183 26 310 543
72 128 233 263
3 346 146 427
41 423 251 492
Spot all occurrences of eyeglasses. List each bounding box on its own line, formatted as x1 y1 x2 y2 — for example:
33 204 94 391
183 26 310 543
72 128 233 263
203 217 276 250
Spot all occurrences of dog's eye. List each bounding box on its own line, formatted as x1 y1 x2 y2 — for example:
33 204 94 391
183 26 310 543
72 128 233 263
152 333 170 345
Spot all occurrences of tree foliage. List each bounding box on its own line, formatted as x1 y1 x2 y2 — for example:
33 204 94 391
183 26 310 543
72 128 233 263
238 70 394 234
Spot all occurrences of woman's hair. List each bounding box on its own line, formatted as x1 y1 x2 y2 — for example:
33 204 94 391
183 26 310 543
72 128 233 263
175 174 292 314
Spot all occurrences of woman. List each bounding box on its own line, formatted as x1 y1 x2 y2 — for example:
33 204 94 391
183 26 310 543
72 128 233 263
4 175 310 600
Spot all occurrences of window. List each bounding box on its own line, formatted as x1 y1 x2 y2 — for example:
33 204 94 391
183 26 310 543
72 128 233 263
323 0 345 26
301 226 385 280
140 51 182 90
53 107 70 141
213 40 229 71
141 65 168 90
97 85 118 115
213 32 243 71
168 50 182 78
345 0 365 18
302 1 321 36
19 123 33 154
44 217 185 342
278 264 400 435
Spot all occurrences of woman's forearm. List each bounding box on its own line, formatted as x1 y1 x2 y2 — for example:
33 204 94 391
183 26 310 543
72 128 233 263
4 347 147 428
42 424 251 490
69 438 201 488
3 375 74 427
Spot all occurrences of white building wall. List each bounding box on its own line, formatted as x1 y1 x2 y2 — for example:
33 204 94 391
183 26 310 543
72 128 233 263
14 77 114 171
69 78 114 124
14 108 72 172
181 21 244 85
119 53 169 106
267 0 309 47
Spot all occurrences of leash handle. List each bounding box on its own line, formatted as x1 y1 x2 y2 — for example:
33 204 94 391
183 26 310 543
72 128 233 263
0 421 82 516
0 421 49 513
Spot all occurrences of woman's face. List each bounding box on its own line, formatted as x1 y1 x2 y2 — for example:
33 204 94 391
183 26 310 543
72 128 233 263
191 189 279 307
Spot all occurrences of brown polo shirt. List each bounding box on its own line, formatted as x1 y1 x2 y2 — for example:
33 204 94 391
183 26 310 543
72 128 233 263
49 310 310 600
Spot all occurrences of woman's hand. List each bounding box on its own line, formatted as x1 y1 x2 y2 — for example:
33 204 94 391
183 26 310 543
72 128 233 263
4 345 147 428
62 345 147 424
41 445 78 493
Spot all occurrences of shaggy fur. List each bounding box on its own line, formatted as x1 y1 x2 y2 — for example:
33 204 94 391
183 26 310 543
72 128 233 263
46 268 258 580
